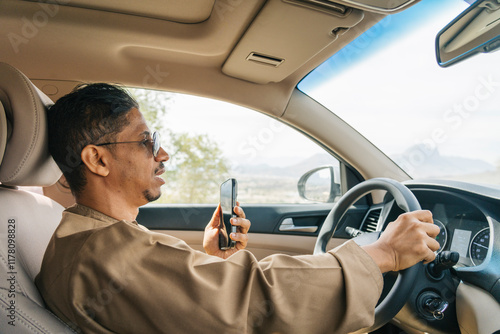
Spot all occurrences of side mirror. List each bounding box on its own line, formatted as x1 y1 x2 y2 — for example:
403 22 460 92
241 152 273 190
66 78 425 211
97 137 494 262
436 0 500 67
297 166 340 203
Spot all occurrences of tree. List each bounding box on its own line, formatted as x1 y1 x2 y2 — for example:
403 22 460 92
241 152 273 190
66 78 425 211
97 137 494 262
128 88 229 203
162 132 229 203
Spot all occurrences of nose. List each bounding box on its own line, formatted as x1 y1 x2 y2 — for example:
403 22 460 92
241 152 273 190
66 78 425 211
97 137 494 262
155 146 169 162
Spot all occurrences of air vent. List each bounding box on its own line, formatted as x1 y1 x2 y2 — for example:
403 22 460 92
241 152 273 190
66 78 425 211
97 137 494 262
283 0 350 17
361 209 381 233
246 52 284 67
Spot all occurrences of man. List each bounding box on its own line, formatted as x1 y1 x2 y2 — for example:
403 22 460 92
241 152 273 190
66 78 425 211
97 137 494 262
36 83 440 334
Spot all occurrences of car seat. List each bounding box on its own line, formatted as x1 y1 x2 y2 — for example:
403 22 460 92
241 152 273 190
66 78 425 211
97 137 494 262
0 62 78 333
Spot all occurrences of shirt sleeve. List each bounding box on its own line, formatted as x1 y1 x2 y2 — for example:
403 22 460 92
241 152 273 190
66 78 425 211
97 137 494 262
70 222 383 334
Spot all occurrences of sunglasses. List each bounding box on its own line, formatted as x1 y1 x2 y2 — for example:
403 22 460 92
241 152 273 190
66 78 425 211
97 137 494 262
96 131 161 158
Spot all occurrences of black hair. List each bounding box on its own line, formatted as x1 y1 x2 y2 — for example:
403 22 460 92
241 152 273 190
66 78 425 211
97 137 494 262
47 83 138 196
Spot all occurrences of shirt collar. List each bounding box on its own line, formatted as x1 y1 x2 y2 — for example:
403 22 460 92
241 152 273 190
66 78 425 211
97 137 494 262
66 203 138 226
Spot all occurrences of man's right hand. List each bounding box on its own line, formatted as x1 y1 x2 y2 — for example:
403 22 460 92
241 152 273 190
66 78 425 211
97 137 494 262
362 210 440 273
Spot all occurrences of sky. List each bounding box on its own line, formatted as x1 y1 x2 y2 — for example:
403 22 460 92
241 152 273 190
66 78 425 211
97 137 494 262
299 0 500 166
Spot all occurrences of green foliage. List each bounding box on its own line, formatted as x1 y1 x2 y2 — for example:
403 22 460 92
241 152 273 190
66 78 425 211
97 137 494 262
162 132 229 203
127 88 229 204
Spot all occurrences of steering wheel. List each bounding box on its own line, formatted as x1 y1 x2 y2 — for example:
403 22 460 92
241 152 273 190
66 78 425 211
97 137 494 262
313 178 422 332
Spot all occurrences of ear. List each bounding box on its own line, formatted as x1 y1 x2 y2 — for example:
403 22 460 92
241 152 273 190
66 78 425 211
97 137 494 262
81 145 110 177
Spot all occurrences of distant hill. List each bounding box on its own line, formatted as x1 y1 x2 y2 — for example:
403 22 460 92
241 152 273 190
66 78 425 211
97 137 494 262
233 153 338 178
233 147 499 186
227 148 500 203
392 145 496 179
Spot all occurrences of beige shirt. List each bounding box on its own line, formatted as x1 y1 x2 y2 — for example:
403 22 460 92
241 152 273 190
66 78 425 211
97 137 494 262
35 204 383 334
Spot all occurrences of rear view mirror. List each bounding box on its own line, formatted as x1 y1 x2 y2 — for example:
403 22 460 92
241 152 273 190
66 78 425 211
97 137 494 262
436 0 500 67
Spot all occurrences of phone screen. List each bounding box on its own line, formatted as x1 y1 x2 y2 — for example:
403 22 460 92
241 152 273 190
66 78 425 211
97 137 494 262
219 178 238 250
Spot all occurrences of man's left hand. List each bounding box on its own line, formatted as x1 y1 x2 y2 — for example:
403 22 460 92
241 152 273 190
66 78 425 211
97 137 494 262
203 203 251 259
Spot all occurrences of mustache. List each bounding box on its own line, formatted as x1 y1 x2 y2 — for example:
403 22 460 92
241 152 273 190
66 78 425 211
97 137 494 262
155 162 165 175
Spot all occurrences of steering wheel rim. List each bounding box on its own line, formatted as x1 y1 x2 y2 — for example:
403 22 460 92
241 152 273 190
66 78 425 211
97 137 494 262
314 178 422 332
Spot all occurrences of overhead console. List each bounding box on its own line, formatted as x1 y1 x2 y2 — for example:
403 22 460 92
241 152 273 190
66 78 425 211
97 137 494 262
222 0 418 84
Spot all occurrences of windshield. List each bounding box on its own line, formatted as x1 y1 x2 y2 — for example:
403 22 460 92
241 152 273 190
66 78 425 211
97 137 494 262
299 0 500 185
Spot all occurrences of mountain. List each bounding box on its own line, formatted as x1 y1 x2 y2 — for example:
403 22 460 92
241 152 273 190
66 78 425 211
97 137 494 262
233 146 495 181
392 145 496 179
232 153 338 178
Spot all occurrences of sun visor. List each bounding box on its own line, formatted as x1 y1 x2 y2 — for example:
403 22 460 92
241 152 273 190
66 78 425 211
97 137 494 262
31 0 216 24
222 0 364 84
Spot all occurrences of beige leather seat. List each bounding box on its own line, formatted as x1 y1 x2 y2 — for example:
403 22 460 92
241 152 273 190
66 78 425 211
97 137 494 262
0 62 77 333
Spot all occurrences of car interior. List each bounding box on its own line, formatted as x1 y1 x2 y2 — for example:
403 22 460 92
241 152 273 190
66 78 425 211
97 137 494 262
1 0 500 333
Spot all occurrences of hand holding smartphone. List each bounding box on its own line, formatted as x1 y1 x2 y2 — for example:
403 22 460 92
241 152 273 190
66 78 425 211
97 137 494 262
219 178 238 250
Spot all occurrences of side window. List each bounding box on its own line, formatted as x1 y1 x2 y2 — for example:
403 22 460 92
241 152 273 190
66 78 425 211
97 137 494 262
130 88 341 204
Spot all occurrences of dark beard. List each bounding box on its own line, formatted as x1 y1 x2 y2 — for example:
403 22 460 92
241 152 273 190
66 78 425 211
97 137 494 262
144 189 161 202
144 162 165 202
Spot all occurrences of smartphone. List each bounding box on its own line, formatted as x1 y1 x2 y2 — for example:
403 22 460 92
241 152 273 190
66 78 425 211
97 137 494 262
219 178 238 250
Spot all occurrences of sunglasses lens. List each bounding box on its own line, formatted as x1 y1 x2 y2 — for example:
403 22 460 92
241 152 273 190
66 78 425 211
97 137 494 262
152 132 160 157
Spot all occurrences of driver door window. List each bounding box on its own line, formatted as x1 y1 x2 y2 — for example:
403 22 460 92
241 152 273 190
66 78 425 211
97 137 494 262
130 89 342 205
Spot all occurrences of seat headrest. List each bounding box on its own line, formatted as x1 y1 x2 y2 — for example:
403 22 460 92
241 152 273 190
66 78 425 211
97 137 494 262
0 62 61 186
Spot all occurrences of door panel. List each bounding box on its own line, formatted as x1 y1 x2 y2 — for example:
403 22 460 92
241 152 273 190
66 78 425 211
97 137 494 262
138 203 371 258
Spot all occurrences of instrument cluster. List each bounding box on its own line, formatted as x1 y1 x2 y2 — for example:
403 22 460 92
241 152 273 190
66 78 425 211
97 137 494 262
414 191 491 268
